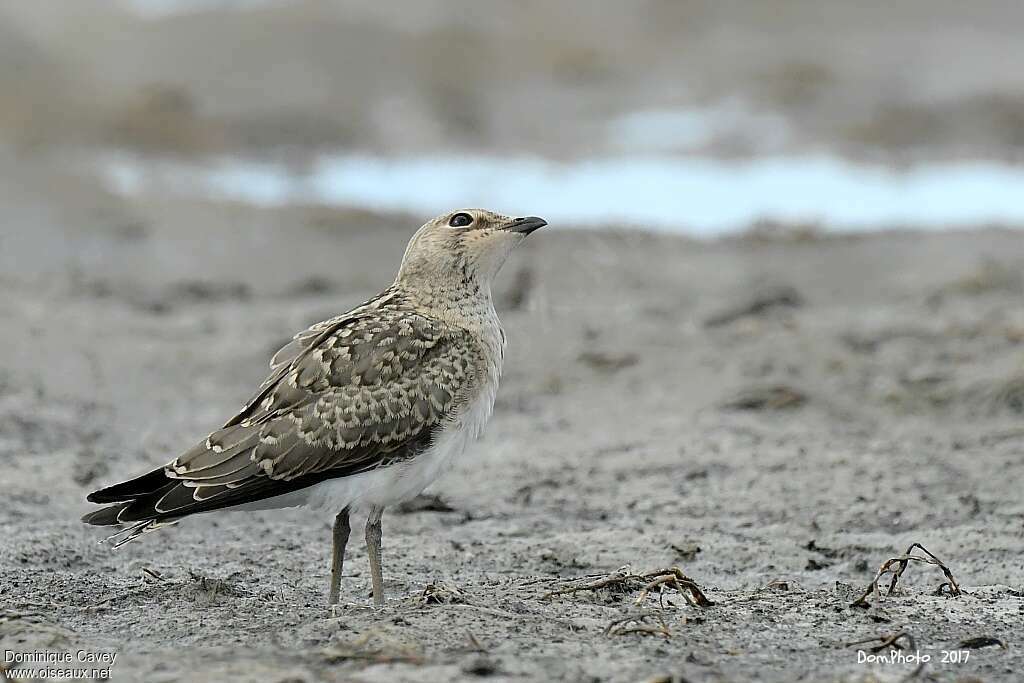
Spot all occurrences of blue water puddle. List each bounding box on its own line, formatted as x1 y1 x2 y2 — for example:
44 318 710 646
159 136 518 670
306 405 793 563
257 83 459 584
122 0 282 17
101 152 1024 235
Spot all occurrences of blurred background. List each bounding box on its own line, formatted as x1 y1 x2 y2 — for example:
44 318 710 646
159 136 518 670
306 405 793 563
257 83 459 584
4 0 1024 231
3 3 1024 680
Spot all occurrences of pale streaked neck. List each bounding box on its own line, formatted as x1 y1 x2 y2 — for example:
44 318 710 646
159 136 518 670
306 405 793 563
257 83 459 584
392 273 498 331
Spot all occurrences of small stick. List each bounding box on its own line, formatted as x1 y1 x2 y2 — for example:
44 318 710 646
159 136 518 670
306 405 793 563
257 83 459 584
887 543 960 596
958 636 1006 650
542 566 712 607
851 543 961 608
636 568 714 608
604 611 671 639
541 567 633 599
141 567 164 581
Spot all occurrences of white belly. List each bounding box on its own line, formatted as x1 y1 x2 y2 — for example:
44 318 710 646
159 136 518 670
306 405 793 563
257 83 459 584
304 423 470 513
234 381 498 517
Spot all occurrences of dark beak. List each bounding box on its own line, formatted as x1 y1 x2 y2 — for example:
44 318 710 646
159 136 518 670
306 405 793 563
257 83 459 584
505 216 547 235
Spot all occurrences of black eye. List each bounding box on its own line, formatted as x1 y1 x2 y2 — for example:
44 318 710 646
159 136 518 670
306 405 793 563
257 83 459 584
448 212 474 227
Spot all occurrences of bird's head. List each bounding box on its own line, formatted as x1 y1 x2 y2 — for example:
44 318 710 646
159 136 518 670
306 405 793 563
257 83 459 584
395 209 546 292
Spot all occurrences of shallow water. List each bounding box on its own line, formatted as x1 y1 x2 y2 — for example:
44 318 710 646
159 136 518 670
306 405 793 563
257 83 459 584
122 0 282 16
100 152 1024 234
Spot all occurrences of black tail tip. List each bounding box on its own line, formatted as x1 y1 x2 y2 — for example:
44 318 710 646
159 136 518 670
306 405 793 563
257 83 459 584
85 468 169 504
86 490 121 504
81 504 127 526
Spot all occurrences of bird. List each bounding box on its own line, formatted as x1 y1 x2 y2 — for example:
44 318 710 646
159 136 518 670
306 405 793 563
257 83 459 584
82 209 546 606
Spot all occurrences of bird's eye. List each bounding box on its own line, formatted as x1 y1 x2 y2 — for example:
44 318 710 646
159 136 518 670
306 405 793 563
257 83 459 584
448 212 474 228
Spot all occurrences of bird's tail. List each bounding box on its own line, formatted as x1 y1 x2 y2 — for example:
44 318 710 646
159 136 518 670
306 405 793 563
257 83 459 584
82 507 180 549
81 503 130 526
82 466 179 548
86 467 168 504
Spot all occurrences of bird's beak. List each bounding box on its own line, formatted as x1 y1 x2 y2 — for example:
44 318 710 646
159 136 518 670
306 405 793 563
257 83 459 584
503 216 548 235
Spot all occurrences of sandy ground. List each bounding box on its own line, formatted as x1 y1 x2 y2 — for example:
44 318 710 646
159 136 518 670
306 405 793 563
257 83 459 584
2 3 1024 680
1 160 1023 682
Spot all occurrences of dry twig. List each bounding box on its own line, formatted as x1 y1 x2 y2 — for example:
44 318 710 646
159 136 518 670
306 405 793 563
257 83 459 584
851 543 961 608
542 566 712 607
604 610 671 638
418 583 466 605
958 636 1007 650
141 567 164 581
542 567 634 598
635 568 714 607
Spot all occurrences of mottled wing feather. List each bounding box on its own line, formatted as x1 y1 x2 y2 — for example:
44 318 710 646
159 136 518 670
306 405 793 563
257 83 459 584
140 310 476 519
222 314 357 430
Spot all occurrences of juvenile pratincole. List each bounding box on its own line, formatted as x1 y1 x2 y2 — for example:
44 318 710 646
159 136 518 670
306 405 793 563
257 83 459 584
83 209 546 605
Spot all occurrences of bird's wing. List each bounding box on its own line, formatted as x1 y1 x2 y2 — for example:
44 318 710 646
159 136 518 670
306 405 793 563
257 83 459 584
87 310 478 523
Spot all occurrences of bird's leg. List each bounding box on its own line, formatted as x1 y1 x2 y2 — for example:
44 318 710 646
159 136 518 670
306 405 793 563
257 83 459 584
365 506 385 606
328 507 351 605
